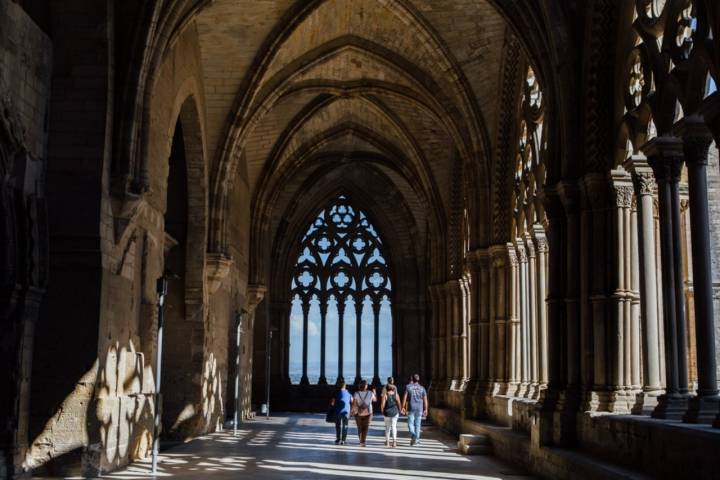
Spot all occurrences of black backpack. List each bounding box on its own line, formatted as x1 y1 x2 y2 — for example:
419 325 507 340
384 392 399 416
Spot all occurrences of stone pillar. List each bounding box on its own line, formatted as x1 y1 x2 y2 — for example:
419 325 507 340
525 232 539 399
608 169 636 412
489 246 508 394
354 295 362 385
428 285 440 393
516 240 530 397
372 300 381 386
557 182 581 422
679 119 720 423
477 250 492 393
300 299 310 385
506 244 520 396
533 187 565 446
582 176 609 411
644 137 690 419
630 196 643 392
627 157 664 413
337 296 344 384
319 296 328 385
532 225 549 392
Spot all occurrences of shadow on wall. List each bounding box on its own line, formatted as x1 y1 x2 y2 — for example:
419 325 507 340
22 341 226 476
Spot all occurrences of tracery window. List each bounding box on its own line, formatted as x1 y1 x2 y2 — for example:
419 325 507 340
289 195 392 385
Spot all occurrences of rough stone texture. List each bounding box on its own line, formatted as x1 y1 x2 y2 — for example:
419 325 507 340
707 144 720 385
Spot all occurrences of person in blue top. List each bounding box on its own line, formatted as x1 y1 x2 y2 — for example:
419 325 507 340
329 382 353 445
402 373 428 446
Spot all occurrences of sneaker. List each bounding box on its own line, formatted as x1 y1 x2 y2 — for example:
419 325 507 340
361 442 366 447
335 440 341 445
415 439 421 446
410 438 416 446
384 440 389 447
341 440 346 445
392 440 397 448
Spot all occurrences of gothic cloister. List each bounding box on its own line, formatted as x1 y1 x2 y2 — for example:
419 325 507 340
2 0 720 478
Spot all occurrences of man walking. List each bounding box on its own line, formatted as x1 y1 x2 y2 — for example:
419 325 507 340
402 374 428 446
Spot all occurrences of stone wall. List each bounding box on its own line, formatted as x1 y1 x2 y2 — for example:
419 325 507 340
0 1 52 478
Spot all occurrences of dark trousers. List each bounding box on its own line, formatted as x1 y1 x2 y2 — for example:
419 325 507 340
355 415 371 443
335 413 349 441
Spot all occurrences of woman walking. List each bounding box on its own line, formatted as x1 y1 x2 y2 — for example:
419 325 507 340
380 383 400 447
352 380 376 446
329 382 353 445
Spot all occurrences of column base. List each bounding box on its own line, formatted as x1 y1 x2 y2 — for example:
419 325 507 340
651 393 690 420
683 394 720 424
517 381 530 398
317 376 328 385
553 387 580 446
299 376 310 386
505 382 521 397
607 389 636 413
580 388 610 413
631 388 663 415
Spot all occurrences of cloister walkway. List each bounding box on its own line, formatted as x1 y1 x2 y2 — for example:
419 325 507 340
90 414 534 479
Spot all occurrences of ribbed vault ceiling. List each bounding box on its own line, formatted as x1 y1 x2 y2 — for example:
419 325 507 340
190 0 517 281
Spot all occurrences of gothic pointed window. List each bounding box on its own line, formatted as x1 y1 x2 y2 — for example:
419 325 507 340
289 195 392 385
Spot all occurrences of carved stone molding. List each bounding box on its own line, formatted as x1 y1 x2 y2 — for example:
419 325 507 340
205 253 233 296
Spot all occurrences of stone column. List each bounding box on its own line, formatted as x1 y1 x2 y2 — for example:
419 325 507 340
558 182 581 417
490 246 508 394
609 169 635 413
644 137 690 419
319 295 328 385
506 244 520 396
300 299 310 385
372 300 381 386
679 119 720 423
338 296 345 384
428 285 440 393
354 295 362 385
630 196 643 392
532 225 549 392
627 157 664 412
534 187 565 446
582 176 609 411
525 232 539 398
516 240 530 397
477 250 492 392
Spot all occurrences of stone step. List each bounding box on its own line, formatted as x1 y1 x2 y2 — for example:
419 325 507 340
459 443 492 455
458 433 490 446
458 433 492 455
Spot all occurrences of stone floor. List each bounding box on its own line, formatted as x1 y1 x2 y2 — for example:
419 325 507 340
72 413 534 480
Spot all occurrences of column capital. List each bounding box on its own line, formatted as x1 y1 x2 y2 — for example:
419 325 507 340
246 284 267 314
641 136 684 182
676 115 713 167
625 155 656 196
610 168 634 208
580 172 609 210
557 180 581 214
524 231 537 258
506 242 519 266
531 224 548 253
515 239 528 263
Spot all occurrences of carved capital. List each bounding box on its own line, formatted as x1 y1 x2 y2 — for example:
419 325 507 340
246 284 267 314
205 253 233 296
642 136 684 182
613 185 634 208
506 243 518 266
676 115 713 167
